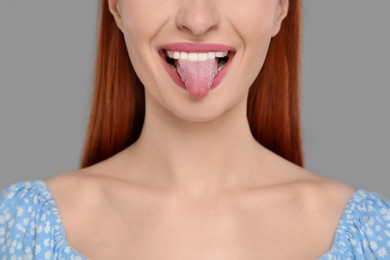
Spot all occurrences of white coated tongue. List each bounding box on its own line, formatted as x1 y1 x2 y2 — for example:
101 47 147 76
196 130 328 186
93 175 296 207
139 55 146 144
176 58 218 98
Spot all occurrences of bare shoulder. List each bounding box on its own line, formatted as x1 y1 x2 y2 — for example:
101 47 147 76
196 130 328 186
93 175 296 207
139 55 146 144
43 170 105 215
268 165 358 215
292 176 357 250
44 169 103 202
43 170 113 247
299 176 357 211
268 172 358 224
289 173 357 220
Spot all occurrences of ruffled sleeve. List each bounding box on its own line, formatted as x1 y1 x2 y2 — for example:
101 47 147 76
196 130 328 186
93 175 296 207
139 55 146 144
319 189 390 259
0 181 87 260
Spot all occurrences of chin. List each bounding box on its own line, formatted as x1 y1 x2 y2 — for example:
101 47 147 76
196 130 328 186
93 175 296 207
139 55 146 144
164 91 243 124
172 110 224 123
167 101 228 123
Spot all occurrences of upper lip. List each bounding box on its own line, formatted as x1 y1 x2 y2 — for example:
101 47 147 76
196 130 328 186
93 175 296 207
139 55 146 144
159 42 236 53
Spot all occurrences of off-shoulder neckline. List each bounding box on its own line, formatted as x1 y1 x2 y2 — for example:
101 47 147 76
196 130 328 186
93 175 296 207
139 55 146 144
317 187 368 258
32 180 366 259
34 180 90 259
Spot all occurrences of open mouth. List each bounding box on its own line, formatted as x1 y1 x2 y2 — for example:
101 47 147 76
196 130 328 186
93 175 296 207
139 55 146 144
158 45 236 98
160 49 235 73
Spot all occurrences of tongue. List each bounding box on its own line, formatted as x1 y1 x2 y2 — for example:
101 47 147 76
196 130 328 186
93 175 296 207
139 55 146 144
176 58 218 98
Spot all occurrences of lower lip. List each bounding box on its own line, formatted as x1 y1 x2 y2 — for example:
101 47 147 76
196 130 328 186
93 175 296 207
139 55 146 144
159 52 235 94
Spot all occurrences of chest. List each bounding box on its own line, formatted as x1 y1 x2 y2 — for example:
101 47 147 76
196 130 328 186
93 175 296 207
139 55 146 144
72 204 328 260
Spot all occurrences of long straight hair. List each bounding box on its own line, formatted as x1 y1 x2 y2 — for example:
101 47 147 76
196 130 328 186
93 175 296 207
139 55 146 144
80 0 303 168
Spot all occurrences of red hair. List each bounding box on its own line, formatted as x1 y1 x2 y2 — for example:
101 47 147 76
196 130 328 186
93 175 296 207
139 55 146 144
80 0 303 168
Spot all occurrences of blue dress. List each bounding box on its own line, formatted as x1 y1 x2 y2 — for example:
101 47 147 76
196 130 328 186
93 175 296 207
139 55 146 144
1 180 390 260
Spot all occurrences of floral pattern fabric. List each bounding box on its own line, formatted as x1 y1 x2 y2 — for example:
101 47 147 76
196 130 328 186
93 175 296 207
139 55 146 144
318 188 390 259
0 181 87 260
1 180 390 260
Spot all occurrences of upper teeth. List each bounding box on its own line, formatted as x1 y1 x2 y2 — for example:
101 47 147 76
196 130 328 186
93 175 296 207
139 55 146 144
166 51 228 61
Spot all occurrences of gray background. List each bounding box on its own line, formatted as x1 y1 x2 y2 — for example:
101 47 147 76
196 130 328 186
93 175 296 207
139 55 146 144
1 1 389 198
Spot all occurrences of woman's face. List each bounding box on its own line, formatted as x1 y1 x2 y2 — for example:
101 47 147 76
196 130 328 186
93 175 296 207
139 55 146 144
109 0 288 122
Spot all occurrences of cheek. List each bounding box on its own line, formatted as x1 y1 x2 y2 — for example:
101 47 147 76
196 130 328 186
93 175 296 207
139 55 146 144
224 0 277 61
119 0 173 40
227 2 275 92
120 8 153 43
231 0 276 41
119 1 171 87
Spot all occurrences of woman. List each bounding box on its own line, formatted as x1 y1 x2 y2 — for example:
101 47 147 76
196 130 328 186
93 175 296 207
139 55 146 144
1 0 389 259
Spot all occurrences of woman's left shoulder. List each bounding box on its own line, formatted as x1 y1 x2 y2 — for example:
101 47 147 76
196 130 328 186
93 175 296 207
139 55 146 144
303 176 390 212
293 175 358 211
319 182 390 258
299 176 390 259
299 176 389 224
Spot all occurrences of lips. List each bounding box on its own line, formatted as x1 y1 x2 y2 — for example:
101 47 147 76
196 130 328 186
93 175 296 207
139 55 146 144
158 42 236 98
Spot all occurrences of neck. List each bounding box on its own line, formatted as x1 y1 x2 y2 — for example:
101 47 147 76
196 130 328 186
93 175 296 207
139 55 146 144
126 95 268 197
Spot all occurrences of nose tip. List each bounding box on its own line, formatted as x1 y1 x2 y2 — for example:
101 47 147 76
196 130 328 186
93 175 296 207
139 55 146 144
176 1 220 37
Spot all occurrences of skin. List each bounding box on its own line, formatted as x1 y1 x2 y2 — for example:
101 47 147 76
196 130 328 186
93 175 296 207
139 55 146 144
44 0 357 259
